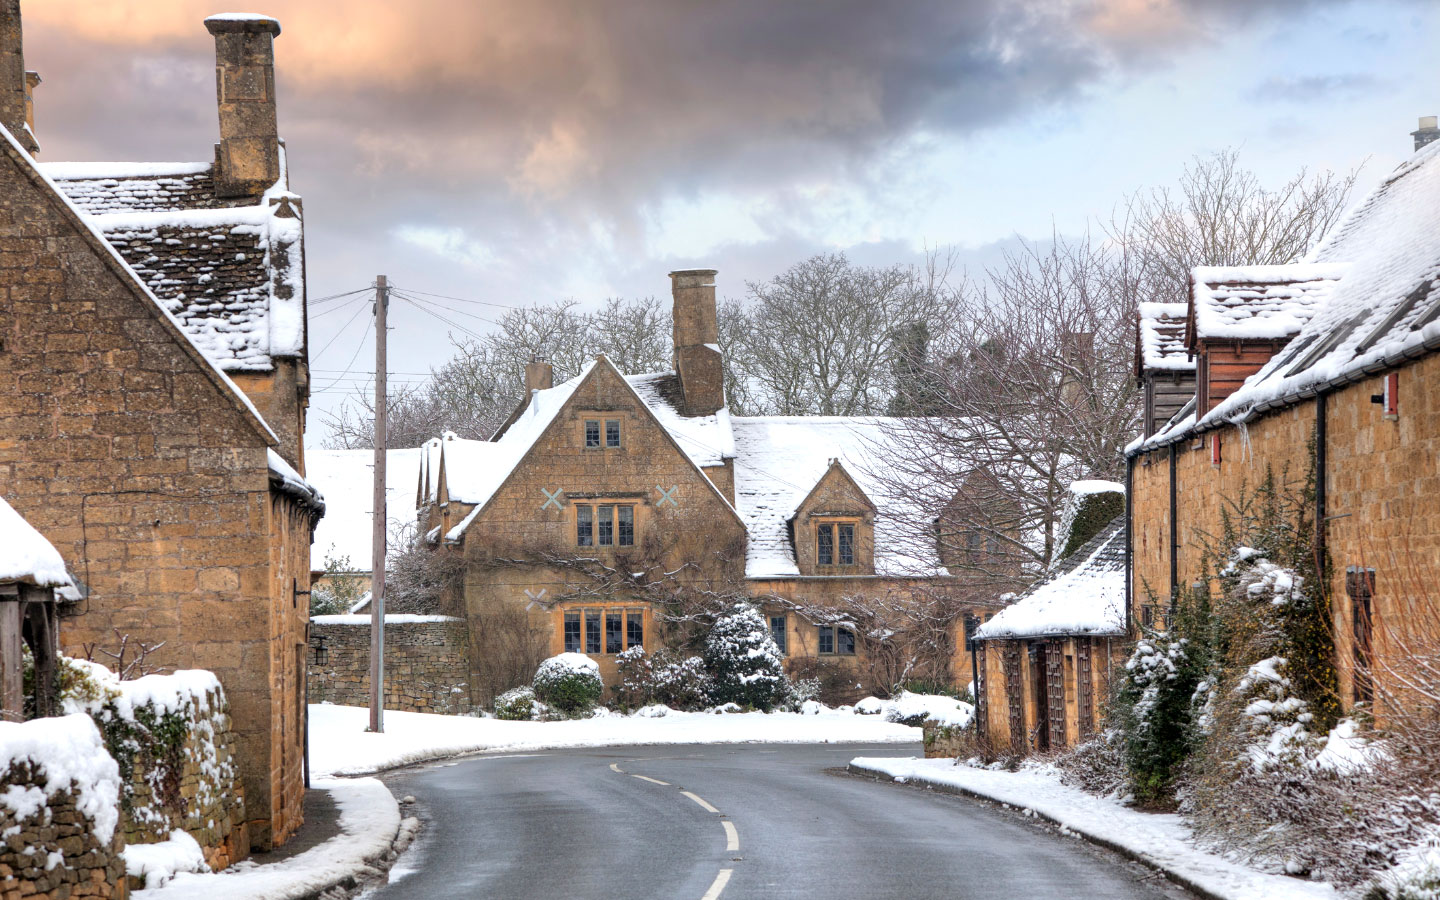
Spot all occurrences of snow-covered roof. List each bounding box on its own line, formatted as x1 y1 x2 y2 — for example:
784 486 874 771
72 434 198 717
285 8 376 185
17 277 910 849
307 448 424 572
38 149 305 373
1189 264 1347 346
975 518 1126 640
1137 302 1192 373
625 372 736 467
1132 141 1440 454
438 436 510 504
267 449 324 514
0 496 74 590
731 417 940 578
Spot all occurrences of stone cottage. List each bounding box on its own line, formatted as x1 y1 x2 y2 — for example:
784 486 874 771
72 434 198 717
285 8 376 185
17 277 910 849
1128 123 1440 722
405 269 1002 704
0 5 320 852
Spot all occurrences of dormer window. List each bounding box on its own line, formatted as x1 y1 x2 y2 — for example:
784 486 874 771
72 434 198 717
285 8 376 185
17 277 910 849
816 521 856 566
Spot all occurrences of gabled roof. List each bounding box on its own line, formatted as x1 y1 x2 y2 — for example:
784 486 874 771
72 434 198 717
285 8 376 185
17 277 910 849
444 357 744 542
38 147 305 373
975 517 1125 641
437 436 510 504
625 372 735 467
1132 140 1440 453
1187 264 1347 349
0 125 278 448
731 417 942 578
307 448 422 572
1136 302 1192 375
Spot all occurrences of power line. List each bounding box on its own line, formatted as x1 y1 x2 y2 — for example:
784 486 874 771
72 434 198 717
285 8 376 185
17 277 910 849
312 300 372 358
309 295 371 320
389 285 520 310
393 295 490 344
309 286 375 307
313 311 374 393
390 290 501 327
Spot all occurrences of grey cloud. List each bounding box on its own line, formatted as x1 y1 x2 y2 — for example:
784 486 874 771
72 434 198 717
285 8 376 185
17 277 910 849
1250 74 1385 104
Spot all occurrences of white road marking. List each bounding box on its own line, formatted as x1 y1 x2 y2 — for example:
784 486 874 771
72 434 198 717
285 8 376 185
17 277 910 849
682 791 720 813
632 774 670 786
609 763 624 773
701 868 732 900
722 820 739 851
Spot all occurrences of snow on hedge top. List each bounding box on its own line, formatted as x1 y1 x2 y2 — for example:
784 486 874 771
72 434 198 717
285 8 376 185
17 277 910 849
1190 263 1346 344
1137 302 1191 371
731 417 940 577
38 146 304 373
1138 142 1440 450
0 714 120 843
626 372 736 467
306 448 423 572
977 518 1126 640
0 495 73 588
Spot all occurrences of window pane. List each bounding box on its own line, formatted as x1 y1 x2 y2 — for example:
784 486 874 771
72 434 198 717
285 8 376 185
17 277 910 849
769 615 787 655
626 610 644 649
618 506 634 546
564 612 581 653
585 420 600 447
585 609 601 654
598 505 614 546
839 524 855 565
818 625 834 654
837 627 855 656
606 611 623 654
817 524 834 566
606 420 621 447
577 505 593 546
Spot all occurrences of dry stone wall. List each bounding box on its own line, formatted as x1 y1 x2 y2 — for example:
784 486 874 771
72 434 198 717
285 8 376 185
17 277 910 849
308 617 473 714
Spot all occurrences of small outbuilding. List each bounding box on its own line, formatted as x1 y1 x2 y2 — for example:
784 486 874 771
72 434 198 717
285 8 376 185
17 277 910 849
0 496 76 722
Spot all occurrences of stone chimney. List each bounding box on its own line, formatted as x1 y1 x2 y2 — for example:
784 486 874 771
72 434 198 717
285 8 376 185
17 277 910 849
0 0 36 154
205 14 282 197
524 354 553 393
669 268 725 416
1413 116 1440 153
23 69 36 138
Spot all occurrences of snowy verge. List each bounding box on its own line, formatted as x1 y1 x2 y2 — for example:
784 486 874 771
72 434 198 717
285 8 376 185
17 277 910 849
312 703 918 777
847 756 1338 900
134 777 400 900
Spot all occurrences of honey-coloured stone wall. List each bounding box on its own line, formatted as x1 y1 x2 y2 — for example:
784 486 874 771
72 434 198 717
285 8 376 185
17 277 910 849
308 617 473 714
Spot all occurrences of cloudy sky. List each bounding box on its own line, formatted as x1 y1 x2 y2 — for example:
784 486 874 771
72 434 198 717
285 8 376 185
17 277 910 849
20 0 1439 438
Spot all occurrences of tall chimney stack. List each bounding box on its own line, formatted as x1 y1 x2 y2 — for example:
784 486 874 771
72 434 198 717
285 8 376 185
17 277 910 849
0 0 37 153
1413 116 1440 153
669 269 725 416
524 354 553 394
205 13 282 197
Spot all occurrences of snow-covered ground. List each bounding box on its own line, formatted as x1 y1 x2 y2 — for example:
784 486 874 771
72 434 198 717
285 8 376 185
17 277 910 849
135 777 403 899
311 703 919 777
848 756 1339 900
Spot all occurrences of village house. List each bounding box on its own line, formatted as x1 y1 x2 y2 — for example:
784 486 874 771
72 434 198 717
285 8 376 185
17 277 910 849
347 270 1007 705
1128 121 1440 721
0 3 320 853
970 482 1126 756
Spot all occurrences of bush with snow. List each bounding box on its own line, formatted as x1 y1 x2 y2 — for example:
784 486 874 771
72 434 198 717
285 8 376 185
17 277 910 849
702 603 788 711
854 696 884 715
882 692 974 729
532 653 603 715
616 646 711 711
634 704 670 718
493 686 541 721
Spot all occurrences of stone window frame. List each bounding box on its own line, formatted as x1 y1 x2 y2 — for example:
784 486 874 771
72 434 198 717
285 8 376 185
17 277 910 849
562 606 647 656
814 517 861 567
574 501 637 548
580 413 626 450
818 624 856 656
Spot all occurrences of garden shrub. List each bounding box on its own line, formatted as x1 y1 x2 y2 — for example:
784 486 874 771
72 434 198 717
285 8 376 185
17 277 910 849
616 646 711 711
494 686 539 720
532 653 603 715
703 603 787 711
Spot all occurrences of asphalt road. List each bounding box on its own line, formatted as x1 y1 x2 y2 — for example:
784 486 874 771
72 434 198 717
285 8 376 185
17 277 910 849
368 743 1188 900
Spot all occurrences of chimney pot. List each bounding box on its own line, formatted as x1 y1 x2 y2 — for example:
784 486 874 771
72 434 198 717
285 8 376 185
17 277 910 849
1412 115 1440 153
0 0 36 153
206 13 282 197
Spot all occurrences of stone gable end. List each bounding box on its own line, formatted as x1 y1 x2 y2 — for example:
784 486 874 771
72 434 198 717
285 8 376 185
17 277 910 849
793 462 876 575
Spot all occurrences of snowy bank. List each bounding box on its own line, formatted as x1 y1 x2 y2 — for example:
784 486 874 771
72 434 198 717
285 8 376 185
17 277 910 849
847 756 1338 900
311 703 919 777
135 777 401 900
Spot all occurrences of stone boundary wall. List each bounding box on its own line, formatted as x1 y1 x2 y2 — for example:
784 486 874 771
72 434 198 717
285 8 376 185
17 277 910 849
0 714 127 899
308 616 473 715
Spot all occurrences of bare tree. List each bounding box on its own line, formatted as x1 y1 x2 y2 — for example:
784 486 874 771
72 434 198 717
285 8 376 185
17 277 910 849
723 252 952 416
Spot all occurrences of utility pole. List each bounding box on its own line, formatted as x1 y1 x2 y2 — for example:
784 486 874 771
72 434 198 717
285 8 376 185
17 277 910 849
368 275 388 734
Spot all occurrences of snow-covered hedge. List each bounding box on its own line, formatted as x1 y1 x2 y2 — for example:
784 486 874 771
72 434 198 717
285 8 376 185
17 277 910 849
703 604 787 711
493 686 541 721
532 653 603 715
615 646 711 711
0 713 126 895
